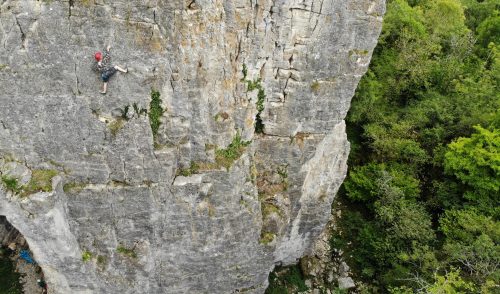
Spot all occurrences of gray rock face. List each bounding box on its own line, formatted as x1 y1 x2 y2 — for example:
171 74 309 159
338 277 356 290
0 0 384 293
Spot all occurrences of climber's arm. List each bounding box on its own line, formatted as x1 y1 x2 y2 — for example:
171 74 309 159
102 47 111 66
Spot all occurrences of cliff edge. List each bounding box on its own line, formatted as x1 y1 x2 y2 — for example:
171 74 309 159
0 0 384 292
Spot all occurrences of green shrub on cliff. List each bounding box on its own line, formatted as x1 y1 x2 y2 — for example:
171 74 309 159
1 176 21 194
149 89 164 143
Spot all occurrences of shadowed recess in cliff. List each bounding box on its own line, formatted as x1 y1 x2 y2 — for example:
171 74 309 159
0 216 45 294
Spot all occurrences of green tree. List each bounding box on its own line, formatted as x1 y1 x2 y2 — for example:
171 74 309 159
460 0 500 30
329 0 500 292
344 163 420 203
426 268 476 293
444 125 500 214
440 209 500 285
477 15 500 47
424 0 469 40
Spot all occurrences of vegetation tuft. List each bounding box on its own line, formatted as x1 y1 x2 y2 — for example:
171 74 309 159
265 265 308 293
214 132 251 170
176 161 200 177
21 169 58 196
82 250 92 262
241 63 248 80
310 81 320 93
255 87 266 134
63 182 87 194
261 203 283 220
2 170 58 197
119 105 130 120
259 232 275 245
132 102 147 117
108 119 125 137
149 89 164 145
96 255 106 265
348 49 369 58
1 176 21 194
246 78 261 91
116 245 137 258
241 65 266 133
175 134 251 175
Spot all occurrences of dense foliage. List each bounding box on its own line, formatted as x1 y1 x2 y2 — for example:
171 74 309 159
334 0 500 292
266 265 309 294
0 247 22 294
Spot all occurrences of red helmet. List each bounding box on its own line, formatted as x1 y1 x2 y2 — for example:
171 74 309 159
94 51 102 61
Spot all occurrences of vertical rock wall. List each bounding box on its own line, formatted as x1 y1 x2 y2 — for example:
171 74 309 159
0 0 384 292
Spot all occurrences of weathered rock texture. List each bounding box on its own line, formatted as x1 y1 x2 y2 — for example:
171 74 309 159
0 0 384 293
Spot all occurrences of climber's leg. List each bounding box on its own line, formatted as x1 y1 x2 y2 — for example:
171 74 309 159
114 65 128 73
101 82 107 94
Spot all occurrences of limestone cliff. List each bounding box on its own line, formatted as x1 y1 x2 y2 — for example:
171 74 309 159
0 0 384 292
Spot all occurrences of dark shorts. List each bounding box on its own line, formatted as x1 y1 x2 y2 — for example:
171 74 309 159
101 68 117 82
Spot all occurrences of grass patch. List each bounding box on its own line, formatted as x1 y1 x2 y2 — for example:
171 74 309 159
259 232 275 245
116 245 137 258
21 169 57 196
265 265 308 293
1 176 21 194
176 161 200 177
97 255 106 265
277 165 288 189
2 170 58 196
310 81 320 93
81 0 93 7
256 168 289 198
215 132 251 170
108 119 125 137
149 89 164 143
256 166 290 246
349 49 369 57
63 182 86 194
262 203 283 219
175 133 251 175
82 250 92 262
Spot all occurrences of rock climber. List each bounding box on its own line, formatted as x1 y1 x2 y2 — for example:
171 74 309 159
94 45 128 94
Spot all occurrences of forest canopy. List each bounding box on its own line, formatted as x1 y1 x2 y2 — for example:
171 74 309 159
334 0 500 292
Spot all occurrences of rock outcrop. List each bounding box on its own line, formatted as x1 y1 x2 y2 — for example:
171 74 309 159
0 0 384 292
